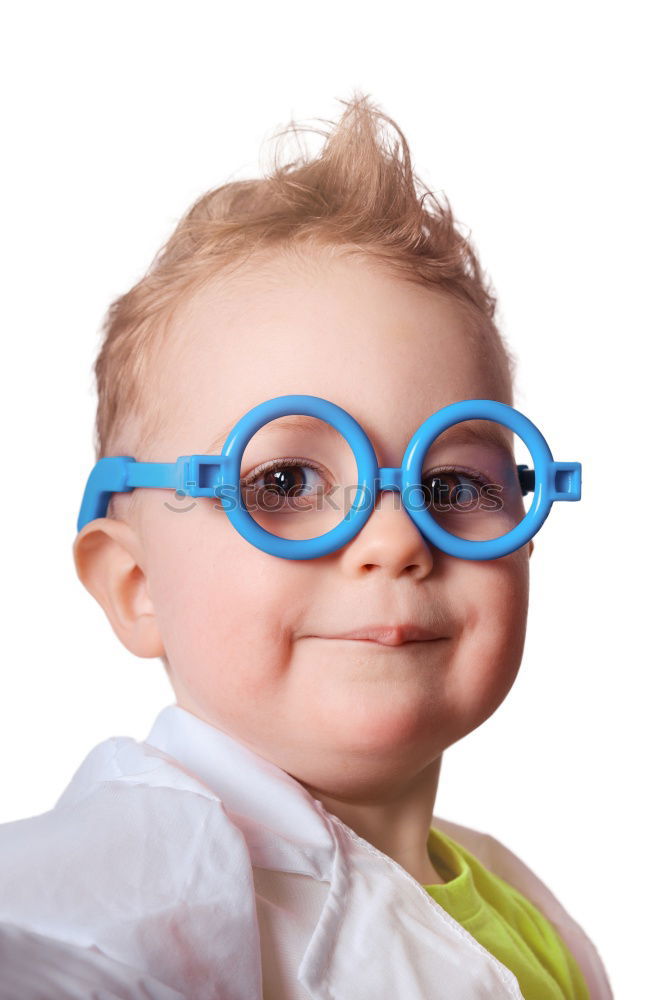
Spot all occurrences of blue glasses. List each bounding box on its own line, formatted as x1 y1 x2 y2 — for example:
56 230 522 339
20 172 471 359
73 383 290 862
77 394 581 561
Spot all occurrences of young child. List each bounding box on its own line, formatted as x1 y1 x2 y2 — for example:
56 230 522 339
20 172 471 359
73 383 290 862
0 95 613 1000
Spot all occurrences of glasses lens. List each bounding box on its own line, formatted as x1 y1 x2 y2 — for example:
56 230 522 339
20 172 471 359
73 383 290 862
417 418 534 542
239 414 357 541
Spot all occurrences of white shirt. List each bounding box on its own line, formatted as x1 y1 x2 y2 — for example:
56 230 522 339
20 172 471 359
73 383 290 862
0 703 613 999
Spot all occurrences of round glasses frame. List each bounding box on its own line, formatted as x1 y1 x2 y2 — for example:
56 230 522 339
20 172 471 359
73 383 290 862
77 394 582 561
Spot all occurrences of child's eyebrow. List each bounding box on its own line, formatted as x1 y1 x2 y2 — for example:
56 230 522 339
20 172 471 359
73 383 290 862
439 421 515 453
205 415 345 454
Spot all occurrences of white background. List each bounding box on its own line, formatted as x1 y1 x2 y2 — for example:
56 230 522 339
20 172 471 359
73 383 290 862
1 3 663 997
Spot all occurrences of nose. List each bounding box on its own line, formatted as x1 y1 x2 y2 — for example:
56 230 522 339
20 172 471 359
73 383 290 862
338 467 434 578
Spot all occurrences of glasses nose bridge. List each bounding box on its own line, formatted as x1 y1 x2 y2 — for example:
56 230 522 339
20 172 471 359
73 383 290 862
377 466 404 493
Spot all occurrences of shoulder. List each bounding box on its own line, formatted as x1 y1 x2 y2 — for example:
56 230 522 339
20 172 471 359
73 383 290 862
0 736 254 934
0 738 261 996
431 815 614 1000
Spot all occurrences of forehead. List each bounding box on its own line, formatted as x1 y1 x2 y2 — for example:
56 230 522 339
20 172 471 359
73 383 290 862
154 250 512 461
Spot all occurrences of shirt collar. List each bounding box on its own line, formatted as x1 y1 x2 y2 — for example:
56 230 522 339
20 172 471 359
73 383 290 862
424 826 483 922
144 702 335 877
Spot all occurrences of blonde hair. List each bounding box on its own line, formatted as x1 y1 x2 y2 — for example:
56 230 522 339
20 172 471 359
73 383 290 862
93 91 515 518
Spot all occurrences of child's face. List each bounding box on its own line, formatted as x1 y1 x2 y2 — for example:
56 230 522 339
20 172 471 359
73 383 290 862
115 251 531 796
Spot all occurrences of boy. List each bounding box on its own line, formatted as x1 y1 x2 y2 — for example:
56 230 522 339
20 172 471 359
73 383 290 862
0 94 613 999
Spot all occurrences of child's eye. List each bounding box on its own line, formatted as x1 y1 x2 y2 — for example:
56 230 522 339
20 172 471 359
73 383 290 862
422 466 490 509
242 459 330 508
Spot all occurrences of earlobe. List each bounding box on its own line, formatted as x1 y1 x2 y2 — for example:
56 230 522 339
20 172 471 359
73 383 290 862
528 539 535 558
72 518 165 659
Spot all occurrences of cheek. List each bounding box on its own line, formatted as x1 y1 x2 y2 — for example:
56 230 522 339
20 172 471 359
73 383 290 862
447 551 530 726
143 504 308 704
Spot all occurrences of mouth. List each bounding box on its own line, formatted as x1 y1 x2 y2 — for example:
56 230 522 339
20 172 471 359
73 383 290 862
308 625 448 647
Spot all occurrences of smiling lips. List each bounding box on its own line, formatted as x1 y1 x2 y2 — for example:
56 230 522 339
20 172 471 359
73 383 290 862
315 625 446 646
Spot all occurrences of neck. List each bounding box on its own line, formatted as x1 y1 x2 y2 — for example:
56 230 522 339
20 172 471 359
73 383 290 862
301 754 444 884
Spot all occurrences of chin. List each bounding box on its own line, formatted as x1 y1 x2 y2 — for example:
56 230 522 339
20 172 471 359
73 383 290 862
302 709 447 773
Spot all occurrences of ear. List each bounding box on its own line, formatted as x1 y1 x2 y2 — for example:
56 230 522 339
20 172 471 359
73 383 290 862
72 518 165 658
528 539 535 558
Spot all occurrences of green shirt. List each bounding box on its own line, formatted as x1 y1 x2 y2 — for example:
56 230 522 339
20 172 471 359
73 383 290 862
423 827 590 1000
